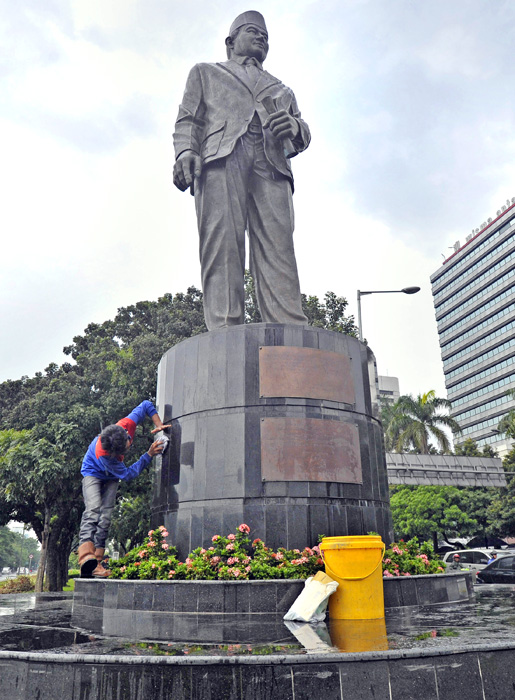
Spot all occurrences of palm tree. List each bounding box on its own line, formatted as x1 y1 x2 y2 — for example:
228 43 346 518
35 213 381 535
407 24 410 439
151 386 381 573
382 390 461 454
497 389 515 441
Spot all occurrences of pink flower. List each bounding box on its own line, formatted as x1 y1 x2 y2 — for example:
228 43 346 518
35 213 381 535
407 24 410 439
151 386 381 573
238 524 250 533
211 556 221 564
138 551 146 558
233 568 241 577
212 535 220 542
384 558 391 564
209 547 214 551
402 572 411 576
227 557 240 565
162 531 169 538
252 539 262 546
162 543 169 550
120 566 126 573
228 534 236 541
148 540 156 547
245 566 251 573
148 530 154 537
312 545 320 554
383 570 393 577
185 557 193 567
168 570 175 578
152 563 156 569
226 543 235 551
276 552 284 560
243 557 251 564
200 548 207 554
293 549 300 554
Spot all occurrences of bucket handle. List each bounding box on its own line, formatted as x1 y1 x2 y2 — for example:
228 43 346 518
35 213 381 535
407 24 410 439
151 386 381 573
323 543 386 581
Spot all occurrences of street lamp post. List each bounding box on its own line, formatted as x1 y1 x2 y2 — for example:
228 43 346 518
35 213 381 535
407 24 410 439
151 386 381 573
357 286 421 342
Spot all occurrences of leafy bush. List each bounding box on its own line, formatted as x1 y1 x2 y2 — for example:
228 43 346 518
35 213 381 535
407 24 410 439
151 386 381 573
0 575 35 594
382 537 444 577
109 525 325 581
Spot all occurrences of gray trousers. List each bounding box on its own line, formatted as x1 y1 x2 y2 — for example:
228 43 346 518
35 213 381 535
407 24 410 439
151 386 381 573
195 129 308 330
79 476 119 549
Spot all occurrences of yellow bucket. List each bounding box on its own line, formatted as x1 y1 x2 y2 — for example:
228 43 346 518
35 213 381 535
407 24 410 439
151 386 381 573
320 535 385 619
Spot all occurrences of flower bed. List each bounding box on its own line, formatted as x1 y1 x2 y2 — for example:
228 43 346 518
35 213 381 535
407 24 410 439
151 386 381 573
108 527 445 581
108 525 325 581
382 538 444 577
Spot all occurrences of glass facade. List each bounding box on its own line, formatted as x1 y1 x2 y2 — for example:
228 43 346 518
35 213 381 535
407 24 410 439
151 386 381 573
431 205 515 456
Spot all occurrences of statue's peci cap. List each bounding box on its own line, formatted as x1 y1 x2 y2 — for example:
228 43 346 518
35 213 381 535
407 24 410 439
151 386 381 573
229 11 267 36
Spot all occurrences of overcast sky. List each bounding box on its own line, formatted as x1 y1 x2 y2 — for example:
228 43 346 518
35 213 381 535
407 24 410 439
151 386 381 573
1 0 515 401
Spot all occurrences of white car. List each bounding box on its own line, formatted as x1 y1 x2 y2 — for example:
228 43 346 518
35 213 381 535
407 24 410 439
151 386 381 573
442 549 508 573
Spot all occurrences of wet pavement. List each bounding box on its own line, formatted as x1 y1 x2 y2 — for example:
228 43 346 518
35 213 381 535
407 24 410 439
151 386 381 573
2 585 515 656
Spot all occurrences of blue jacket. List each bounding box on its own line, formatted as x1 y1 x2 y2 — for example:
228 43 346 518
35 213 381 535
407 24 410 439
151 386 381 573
81 401 158 482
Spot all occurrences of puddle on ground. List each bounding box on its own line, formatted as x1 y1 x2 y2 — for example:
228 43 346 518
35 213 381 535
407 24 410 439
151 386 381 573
2 585 515 656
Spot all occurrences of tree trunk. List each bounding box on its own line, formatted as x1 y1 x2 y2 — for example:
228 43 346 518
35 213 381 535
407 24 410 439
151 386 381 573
46 522 74 591
433 531 438 552
35 506 50 593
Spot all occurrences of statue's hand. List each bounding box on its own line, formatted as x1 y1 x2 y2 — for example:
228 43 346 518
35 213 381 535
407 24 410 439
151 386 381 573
173 151 202 192
263 110 299 141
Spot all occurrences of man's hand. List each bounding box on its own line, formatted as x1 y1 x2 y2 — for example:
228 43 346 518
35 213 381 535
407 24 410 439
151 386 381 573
263 110 299 140
173 150 202 192
151 423 171 434
148 440 165 457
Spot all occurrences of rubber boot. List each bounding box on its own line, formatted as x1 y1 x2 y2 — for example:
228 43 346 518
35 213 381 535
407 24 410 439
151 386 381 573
79 541 98 579
92 547 110 578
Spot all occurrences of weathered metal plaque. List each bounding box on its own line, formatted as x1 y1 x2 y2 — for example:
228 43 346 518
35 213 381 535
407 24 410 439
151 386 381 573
259 346 355 403
261 417 362 483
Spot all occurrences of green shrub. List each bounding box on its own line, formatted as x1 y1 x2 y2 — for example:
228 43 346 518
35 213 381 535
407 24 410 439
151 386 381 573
109 525 325 581
0 575 35 594
382 538 445 577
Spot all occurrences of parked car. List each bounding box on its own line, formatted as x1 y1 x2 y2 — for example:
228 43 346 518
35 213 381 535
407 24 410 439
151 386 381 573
477 554 515 583
442 549 507 573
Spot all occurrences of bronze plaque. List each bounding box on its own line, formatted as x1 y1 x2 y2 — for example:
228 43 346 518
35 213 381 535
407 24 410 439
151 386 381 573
261 417 362 483
259 346 354 403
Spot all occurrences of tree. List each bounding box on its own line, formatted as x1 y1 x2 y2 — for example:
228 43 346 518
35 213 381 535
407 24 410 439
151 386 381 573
390 485 481 550
497 389 515 442
0 425 84 591
454 437 497 458
487 447 515 537
0 526 39 570
383 390 461 454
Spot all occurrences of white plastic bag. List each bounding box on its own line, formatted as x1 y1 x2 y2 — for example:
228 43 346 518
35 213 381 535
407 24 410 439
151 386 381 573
283 571 338 622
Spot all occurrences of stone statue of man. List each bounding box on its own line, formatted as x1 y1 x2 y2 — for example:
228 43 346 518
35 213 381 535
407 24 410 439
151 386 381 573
173 10 310 330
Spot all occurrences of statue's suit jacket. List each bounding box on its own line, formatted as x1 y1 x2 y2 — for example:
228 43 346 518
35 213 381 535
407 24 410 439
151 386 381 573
173 59 311 189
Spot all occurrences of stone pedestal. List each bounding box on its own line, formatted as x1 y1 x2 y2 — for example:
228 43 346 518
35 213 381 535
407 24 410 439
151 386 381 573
151 323 393 557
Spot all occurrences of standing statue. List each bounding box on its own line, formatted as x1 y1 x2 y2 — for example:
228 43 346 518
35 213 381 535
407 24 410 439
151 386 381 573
173 11 310 330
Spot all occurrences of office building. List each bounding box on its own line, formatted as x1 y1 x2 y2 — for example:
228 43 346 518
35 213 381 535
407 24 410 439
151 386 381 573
430 198 515 457
378 375 400 404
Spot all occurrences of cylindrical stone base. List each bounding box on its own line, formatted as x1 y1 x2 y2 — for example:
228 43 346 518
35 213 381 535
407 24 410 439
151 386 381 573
151 323 393 558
